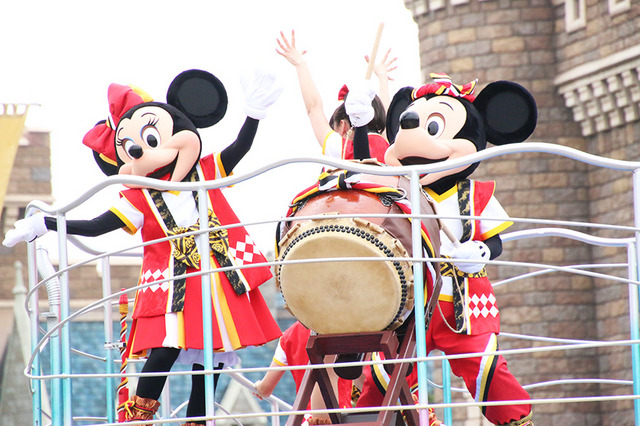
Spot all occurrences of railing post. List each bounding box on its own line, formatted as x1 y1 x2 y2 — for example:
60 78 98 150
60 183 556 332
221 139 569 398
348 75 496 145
26 244 43 426
270 400 281 426
630 169 640 424
36 245 66 426
55 213 73 426
410 170 430 425
101 256 116 423
441 358 453 425
198 187 216 426
627 243 640 425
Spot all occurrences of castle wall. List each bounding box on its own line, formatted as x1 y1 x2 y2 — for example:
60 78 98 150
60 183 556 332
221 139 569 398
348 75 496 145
402 0 640 423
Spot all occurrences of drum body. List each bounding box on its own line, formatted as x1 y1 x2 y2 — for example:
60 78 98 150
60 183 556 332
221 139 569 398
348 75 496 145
275 172 440 335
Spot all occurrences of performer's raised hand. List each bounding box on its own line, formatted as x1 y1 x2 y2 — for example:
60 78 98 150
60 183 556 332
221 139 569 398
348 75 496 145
242 65 284 120
276 30 307 67
365 48 397 82
365 48 397 111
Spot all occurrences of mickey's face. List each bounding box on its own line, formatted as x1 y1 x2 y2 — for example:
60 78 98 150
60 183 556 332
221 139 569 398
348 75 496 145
115 105 201 187
384 95 478 186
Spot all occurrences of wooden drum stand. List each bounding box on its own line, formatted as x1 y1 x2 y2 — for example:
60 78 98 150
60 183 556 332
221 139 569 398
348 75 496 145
286 317 419 426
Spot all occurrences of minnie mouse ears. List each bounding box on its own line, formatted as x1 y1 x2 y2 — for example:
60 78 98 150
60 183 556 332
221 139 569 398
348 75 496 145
473 81 537 145
166 69 228 128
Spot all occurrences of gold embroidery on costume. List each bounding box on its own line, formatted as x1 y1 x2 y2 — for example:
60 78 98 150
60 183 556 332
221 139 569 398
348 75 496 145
148 169 246 313
448 179 477 333
167 224 201 269
457 180 473 244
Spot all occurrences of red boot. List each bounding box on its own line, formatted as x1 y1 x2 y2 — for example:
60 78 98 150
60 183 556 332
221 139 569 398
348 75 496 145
123 395 161 424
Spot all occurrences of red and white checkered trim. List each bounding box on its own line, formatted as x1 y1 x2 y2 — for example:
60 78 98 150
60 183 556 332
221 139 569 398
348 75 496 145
229 235 261 266
469 293 499 318
139 268 170 292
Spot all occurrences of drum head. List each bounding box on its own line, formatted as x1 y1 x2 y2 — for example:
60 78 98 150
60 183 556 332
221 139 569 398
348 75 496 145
276 217 414 334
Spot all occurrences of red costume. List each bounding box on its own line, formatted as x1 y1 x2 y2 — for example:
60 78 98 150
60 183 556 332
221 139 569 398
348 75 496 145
354 352 418 408
424 179 531 424
113 152 281 358
322 131 389 163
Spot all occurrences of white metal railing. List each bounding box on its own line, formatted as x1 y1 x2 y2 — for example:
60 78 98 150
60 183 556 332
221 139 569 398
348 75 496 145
15 142 640 425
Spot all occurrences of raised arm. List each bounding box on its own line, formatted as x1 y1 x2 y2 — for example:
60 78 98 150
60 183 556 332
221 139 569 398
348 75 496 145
345 84 377 160
219 117 259 174
276 30 333 147
219 64 282 173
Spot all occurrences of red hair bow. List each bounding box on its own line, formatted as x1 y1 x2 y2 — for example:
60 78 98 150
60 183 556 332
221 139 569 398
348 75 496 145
412 73 477 102
337 84 349 101
82 84 152 165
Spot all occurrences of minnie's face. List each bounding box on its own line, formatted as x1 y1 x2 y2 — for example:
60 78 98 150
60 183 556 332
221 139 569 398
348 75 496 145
115 105 200 187
384 95 478 186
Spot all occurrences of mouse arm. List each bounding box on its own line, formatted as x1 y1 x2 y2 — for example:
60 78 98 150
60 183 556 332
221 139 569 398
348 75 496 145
218 67 283 174
484 234 502 260
44 210 126 237
352 126 371 160
219 117 259 173
3 210 126 247
346 83 376 161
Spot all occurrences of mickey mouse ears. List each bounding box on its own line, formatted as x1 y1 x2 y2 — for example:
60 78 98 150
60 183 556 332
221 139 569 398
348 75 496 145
473 81 537 145
167 69 228 128
385 77 537 145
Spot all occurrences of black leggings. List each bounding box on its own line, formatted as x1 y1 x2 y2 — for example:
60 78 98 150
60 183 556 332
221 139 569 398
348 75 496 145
137 347 223 425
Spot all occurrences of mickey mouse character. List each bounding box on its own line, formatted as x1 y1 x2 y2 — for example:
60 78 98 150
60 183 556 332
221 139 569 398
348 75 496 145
384 73 537 426
4 69 283 426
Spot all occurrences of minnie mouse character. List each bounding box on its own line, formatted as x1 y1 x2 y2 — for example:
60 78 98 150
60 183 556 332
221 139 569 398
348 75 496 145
384 73 537 426
4 69 283 426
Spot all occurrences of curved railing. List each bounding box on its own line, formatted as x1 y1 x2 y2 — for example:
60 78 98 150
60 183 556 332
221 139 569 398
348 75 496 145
18 142 640 425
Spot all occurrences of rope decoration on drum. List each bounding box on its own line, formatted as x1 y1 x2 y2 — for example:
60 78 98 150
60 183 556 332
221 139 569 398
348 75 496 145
289 171 404 211
277 219 411 331
283 172 437 260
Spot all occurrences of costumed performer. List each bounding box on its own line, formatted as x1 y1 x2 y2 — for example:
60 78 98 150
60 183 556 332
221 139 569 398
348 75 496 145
3 68 284 426
383 73 537 426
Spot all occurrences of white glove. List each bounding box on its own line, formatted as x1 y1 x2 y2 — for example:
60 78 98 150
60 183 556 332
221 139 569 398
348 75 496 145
2 212 49 247
451 240 490 274
242 66 284 120
345 82 376 127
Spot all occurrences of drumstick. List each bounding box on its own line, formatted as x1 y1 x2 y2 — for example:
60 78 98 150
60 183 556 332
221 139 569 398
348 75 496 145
441 222 461 248
365 22 385 80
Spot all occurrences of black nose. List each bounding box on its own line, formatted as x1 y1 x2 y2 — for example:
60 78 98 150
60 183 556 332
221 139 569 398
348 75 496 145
399 110 420 130
128 144 143 159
